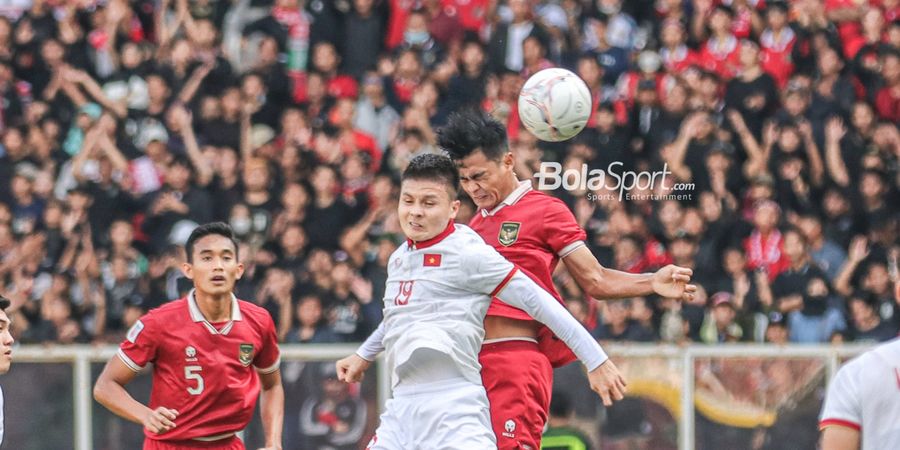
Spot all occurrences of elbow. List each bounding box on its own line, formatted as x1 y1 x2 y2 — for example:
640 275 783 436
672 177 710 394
93 380 107 405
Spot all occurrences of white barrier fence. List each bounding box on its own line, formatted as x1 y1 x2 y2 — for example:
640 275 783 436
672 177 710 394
10 343 875 450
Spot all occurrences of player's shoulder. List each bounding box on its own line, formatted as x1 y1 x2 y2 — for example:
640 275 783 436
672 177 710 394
448 224 490 247
237 299 274 323
143 298 188 321
516 190 573 216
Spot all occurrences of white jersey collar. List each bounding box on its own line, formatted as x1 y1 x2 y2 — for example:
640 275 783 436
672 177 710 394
187 289 242 335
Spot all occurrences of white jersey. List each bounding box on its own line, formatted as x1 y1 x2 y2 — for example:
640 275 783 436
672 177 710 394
371 222 606 389
819 338 900 450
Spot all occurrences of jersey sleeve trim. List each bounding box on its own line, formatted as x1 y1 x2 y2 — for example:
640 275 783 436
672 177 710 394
490 267 519 297
117 348 144 372
818 418 861 431
558 241 586 258
255 356 281 374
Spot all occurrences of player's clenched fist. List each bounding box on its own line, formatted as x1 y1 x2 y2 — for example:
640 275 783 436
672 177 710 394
336 354 371 383
587 360 627 407
143 407 178 434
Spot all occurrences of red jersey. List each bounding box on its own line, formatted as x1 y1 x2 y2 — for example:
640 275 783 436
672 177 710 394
118 292 281 442
700 35 741 80
469 181 587 366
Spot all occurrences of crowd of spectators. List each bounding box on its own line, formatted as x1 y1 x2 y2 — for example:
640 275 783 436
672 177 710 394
0 0 897 348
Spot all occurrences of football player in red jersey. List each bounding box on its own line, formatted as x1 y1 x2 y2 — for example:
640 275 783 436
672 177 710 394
437 111 697 450
94 223 284 450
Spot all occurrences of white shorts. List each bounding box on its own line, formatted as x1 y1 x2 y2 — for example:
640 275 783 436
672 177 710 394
366 378 497 450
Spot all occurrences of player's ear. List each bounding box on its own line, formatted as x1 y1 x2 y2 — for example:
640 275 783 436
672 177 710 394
503 151 514 169
235 262 245 280
181 262 193 280
449 199 461 220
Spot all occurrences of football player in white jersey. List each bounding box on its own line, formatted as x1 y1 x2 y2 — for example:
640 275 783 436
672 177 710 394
819 337 900 450
0 295 15 446
336 154 624 449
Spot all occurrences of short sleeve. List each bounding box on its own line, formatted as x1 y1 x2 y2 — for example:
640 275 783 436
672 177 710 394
819 361 862 431
541 198 587 257
253 313 281 374
462 240 518 296
118 316 158 372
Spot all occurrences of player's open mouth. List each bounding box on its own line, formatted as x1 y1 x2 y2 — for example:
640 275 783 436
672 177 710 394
211 276 226 283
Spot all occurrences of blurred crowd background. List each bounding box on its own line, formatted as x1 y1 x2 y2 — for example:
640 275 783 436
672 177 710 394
0 0 897 353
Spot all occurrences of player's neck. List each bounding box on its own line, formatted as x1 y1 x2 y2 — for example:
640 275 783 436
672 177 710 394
492 175 521 208
194 291 233 322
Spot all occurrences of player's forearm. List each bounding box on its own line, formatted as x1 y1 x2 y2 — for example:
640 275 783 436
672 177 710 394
260 383 285 449
583 267 655 300
564 247 654 299
355 322 386 361
93 378 152 426
499 272 608 370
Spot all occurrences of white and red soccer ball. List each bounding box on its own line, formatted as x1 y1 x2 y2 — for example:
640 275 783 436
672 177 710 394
518 68 593 142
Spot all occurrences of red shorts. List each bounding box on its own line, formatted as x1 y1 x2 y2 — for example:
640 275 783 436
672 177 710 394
143 435 244 450
479 340 553 450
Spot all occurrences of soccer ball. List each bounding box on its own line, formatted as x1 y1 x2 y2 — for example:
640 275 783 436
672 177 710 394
518 68 592 142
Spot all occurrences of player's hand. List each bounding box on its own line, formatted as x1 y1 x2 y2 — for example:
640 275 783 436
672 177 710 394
587 359 627 407
652 265 698 302
336 354 371 383
143 406 178 434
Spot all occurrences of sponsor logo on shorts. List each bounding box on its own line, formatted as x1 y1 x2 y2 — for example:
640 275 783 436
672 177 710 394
502 419 516 438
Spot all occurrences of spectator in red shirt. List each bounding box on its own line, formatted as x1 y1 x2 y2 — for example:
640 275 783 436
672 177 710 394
874 49 900 121
699 5 742 80
760 2 796 88
744 200 790 282
660 19 700 74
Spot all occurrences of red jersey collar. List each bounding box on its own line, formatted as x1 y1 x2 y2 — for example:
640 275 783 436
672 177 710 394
481 180 532 217
407 220 456 250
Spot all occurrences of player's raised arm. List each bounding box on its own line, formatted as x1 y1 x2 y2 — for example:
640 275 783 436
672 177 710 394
562 245 697 302
93 356 179 434
337 322 385 383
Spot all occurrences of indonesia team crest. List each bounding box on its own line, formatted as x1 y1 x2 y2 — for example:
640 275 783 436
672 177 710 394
239 343 254 366
498 222 521 247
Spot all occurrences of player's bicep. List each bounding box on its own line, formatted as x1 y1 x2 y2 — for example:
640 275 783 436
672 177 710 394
561 245 605 288
820 425 860 450
101 354 142 387
259 367 282 391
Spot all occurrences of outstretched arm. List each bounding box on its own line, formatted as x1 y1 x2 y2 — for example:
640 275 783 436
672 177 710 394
563 246 697 301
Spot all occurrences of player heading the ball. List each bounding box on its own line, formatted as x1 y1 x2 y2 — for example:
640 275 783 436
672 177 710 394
336 154 620 449
94 222 284 450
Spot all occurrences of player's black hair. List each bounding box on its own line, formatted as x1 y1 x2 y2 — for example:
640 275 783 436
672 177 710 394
402 153 460 198
0 295 9 311
185 222 240 263
437 110 509 162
